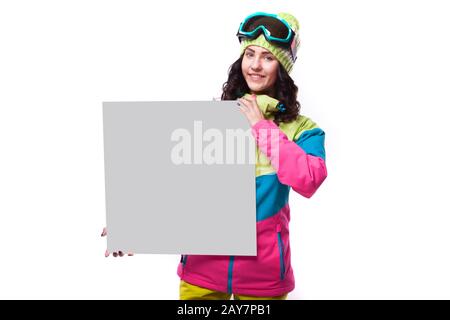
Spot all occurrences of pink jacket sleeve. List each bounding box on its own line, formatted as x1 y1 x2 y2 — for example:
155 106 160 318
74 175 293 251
251 119 328 198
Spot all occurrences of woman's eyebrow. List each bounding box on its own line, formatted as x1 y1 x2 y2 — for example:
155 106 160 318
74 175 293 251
245 48 272 55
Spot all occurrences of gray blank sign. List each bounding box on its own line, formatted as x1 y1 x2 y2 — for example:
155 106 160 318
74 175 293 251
103 101 256 255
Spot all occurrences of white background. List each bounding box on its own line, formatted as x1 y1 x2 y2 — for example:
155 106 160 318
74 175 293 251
1 0 449 299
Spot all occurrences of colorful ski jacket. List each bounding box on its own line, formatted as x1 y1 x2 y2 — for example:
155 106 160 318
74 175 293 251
177 94 328 297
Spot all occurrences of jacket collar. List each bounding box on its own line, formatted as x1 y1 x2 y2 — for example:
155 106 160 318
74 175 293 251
242 93 280 118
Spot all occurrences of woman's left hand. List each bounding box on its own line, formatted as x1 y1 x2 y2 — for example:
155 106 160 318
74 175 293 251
238 94 265 127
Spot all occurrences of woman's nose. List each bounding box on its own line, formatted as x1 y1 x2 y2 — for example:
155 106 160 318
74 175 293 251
250 58 262 70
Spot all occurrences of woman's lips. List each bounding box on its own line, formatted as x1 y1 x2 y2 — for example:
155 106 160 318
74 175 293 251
248 74 265 81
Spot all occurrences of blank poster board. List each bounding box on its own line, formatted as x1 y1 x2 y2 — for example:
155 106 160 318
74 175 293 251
103 101 256 255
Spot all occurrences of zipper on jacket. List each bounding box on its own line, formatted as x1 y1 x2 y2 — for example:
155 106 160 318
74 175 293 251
180 255 188 266
227 256 235 294
277 224 286 280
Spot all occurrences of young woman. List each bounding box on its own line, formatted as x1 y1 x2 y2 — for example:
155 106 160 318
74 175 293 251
178 12 328 300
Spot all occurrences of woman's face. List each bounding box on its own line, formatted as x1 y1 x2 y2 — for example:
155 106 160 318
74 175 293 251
241 45 279 95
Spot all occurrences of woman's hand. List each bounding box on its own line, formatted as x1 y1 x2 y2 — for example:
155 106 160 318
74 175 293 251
101 227 134 257
237 94 265 127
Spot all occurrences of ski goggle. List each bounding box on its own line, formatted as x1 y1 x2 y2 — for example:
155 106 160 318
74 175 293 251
236 12 296 59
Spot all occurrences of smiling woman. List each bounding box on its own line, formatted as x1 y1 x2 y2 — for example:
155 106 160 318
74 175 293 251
221 12 301 126
241 46 279 97
177 12 328 300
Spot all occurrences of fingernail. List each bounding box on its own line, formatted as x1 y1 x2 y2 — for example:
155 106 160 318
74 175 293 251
118 251 124 257
105 250 110 257
113 252 118 257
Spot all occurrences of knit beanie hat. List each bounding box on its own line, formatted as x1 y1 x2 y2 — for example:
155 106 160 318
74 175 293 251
239 12 300 73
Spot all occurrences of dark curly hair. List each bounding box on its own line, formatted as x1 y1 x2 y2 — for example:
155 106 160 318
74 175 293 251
221 54 301 125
